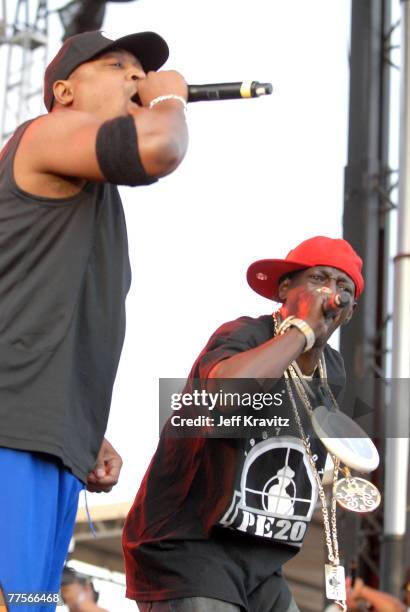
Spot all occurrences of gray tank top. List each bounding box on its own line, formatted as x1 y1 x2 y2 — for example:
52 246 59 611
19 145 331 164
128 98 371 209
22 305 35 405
0 120 132 481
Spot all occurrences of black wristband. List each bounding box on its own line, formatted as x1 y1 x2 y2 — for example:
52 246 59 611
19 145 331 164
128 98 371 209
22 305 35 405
95 115 158 186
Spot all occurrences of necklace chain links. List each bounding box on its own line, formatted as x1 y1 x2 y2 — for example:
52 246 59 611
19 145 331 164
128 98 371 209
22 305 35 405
272 312 346 610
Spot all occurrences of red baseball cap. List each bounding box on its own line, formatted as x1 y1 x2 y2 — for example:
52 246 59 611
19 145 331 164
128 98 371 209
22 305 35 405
247 236 364 301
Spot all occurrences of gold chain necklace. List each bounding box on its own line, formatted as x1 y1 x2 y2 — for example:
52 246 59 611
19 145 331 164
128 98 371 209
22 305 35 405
272 312 347 609
281 317 381 514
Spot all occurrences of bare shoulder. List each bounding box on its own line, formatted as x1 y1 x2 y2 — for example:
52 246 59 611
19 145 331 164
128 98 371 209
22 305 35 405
14 110 105 198
24 109 101 140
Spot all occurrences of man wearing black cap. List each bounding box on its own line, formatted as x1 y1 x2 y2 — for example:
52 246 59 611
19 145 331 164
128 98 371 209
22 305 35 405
0 30 188 608
123 236 362 611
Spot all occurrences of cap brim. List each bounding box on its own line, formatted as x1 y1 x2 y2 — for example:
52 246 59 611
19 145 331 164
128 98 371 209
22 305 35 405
101 31 169 72
247 259 309 302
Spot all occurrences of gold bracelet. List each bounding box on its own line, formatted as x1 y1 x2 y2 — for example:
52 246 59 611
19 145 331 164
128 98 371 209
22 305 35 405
277 316 315 352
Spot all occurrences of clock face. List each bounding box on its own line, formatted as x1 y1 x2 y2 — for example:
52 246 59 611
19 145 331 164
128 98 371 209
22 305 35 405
311 406 379 473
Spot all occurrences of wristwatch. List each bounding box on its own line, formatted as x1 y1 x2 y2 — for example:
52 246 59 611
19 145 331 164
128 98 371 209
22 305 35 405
277 316 316 352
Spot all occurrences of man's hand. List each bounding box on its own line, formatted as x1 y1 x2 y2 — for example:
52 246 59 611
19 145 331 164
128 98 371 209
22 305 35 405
86 438 122 493
346 576 406 611
134 69 188 109
280 285 332 342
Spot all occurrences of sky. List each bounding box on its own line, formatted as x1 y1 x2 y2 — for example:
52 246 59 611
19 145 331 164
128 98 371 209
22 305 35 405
1 0 354 608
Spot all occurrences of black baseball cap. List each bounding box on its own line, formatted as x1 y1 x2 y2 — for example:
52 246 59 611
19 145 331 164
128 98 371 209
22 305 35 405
44 30 169 111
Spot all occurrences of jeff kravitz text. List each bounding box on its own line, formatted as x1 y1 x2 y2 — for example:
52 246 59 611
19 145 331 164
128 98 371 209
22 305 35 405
170 414 290 427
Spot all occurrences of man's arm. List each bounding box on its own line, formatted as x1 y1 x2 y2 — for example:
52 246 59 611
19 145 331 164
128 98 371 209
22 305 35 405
14 70 188 190
346 577 406 612
209 285 332 379
209 326 306 379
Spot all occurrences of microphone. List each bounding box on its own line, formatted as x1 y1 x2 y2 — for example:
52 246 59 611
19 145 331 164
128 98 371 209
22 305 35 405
323 291 352 315
187 81 273 103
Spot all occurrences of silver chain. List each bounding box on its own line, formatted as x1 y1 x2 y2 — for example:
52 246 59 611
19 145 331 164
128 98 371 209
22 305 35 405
272 314 341 564
272 312 346 610
283 369 341 565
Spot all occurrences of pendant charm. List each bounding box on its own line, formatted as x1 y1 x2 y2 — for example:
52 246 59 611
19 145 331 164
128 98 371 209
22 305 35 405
325 564 346 601
335 477 381 512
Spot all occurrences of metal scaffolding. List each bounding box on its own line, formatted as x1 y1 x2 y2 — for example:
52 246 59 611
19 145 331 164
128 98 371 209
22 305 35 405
340 0 393 585
381 0 410 594
0 0 48 145
341 0 409 597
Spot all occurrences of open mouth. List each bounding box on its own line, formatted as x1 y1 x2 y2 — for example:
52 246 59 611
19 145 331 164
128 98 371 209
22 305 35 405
130 92 141 106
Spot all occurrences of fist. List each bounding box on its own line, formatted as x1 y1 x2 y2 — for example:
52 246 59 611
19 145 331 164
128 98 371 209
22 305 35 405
86 438 123 493
280 285 331 339
137 70 188 107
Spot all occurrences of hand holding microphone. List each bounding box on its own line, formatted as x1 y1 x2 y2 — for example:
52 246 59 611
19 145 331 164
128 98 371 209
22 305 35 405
277 283 353 354
303 288 352 346
137 75 272 110
281 285 351 345
137 70 189 108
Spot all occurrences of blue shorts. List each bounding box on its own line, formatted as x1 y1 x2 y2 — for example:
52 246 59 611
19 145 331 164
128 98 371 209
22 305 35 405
0 448 84 611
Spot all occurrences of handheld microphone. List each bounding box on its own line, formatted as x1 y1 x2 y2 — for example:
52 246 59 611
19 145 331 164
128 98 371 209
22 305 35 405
323 291 352 315
187 81 273 103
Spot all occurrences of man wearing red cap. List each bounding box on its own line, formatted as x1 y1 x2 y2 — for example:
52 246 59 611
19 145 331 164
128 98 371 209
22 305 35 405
123 236 363 612
0 30 188 609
